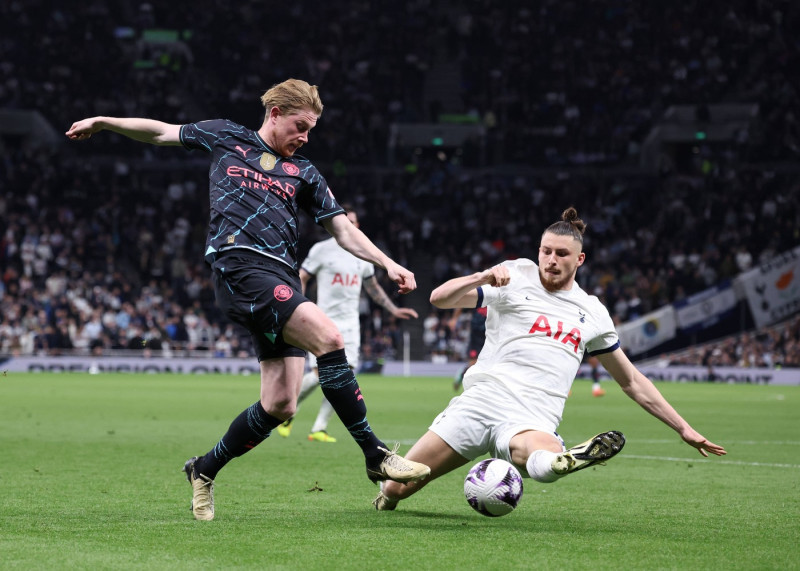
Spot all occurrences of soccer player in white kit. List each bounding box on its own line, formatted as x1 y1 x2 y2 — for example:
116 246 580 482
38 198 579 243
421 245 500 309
278 207 419 442
374 207 727 511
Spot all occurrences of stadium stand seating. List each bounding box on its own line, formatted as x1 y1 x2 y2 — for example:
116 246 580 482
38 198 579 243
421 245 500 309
1 0 797 366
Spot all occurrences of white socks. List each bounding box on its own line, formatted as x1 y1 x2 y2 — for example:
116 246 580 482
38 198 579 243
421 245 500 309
525 449 562 483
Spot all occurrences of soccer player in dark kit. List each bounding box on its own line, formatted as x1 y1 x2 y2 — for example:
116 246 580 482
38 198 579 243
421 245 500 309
66 78 430 521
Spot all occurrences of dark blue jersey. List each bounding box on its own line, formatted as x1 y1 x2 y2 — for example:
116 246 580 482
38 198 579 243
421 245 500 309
180 119 344 270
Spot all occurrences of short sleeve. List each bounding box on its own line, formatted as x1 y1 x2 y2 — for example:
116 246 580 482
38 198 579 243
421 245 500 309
585 303 620 355
180 120 228 152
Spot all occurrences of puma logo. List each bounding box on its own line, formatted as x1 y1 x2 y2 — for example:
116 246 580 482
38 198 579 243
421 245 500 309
235 145 251 157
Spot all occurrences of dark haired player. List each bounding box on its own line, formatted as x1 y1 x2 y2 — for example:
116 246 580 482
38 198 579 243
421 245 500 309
374 207 726 511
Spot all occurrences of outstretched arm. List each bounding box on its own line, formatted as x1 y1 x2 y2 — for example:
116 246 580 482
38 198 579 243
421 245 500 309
598 349 727 457
66 117 182 146
322 214 416 295
429 265 510 309
363 276 419 320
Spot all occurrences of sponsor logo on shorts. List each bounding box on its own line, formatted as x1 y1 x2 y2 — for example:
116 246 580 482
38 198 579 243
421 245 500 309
282 162 300 176
274 285 294 302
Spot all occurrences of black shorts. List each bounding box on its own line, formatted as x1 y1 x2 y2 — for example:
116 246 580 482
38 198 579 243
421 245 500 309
211 249 308 361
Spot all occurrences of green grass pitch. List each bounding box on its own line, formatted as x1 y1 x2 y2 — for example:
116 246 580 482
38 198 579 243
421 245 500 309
1 372 798 570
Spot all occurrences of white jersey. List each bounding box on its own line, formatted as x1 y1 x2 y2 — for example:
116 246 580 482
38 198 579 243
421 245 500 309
301 237 375 333
463 258 618 426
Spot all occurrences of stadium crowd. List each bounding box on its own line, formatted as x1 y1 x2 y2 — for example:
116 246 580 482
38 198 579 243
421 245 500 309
1 0 798 367
661 313 800 370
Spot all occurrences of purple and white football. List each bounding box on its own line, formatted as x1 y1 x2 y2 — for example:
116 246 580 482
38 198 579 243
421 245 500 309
464 458 523 517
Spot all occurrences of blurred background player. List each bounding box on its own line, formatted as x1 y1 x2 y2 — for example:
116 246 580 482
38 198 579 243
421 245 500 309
374 207 726 511
449 306 486 391
278 206 419 442
587 355 605 396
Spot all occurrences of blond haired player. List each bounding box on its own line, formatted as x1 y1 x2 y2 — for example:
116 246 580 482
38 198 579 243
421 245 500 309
66 78 430 522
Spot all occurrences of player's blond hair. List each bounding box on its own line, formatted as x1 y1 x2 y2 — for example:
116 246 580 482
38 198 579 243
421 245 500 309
260 79 323 116
544 206 587 245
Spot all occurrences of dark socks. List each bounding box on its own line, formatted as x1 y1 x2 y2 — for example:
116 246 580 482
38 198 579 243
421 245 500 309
196 401 282 480
317 348 385 462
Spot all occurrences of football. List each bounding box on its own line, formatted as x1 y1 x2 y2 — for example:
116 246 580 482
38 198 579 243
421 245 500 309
464 458 523 517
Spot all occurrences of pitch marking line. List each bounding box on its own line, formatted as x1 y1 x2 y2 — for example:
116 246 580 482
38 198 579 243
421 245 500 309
396 439 800 447
393 440 800 468
631 438 800 446
622 454 800 469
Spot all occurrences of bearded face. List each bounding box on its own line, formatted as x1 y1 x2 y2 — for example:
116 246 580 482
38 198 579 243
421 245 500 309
537 232 585 292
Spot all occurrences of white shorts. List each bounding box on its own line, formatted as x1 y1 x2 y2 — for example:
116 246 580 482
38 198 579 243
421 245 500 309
307 326 360 370
429 375 564 472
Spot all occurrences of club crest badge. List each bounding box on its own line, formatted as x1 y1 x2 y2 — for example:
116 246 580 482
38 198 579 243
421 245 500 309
274 285 293 302
282 162 300 176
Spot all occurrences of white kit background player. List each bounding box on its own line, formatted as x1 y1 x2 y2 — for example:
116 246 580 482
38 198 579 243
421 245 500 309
374 207 727 511
278 206 419 442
